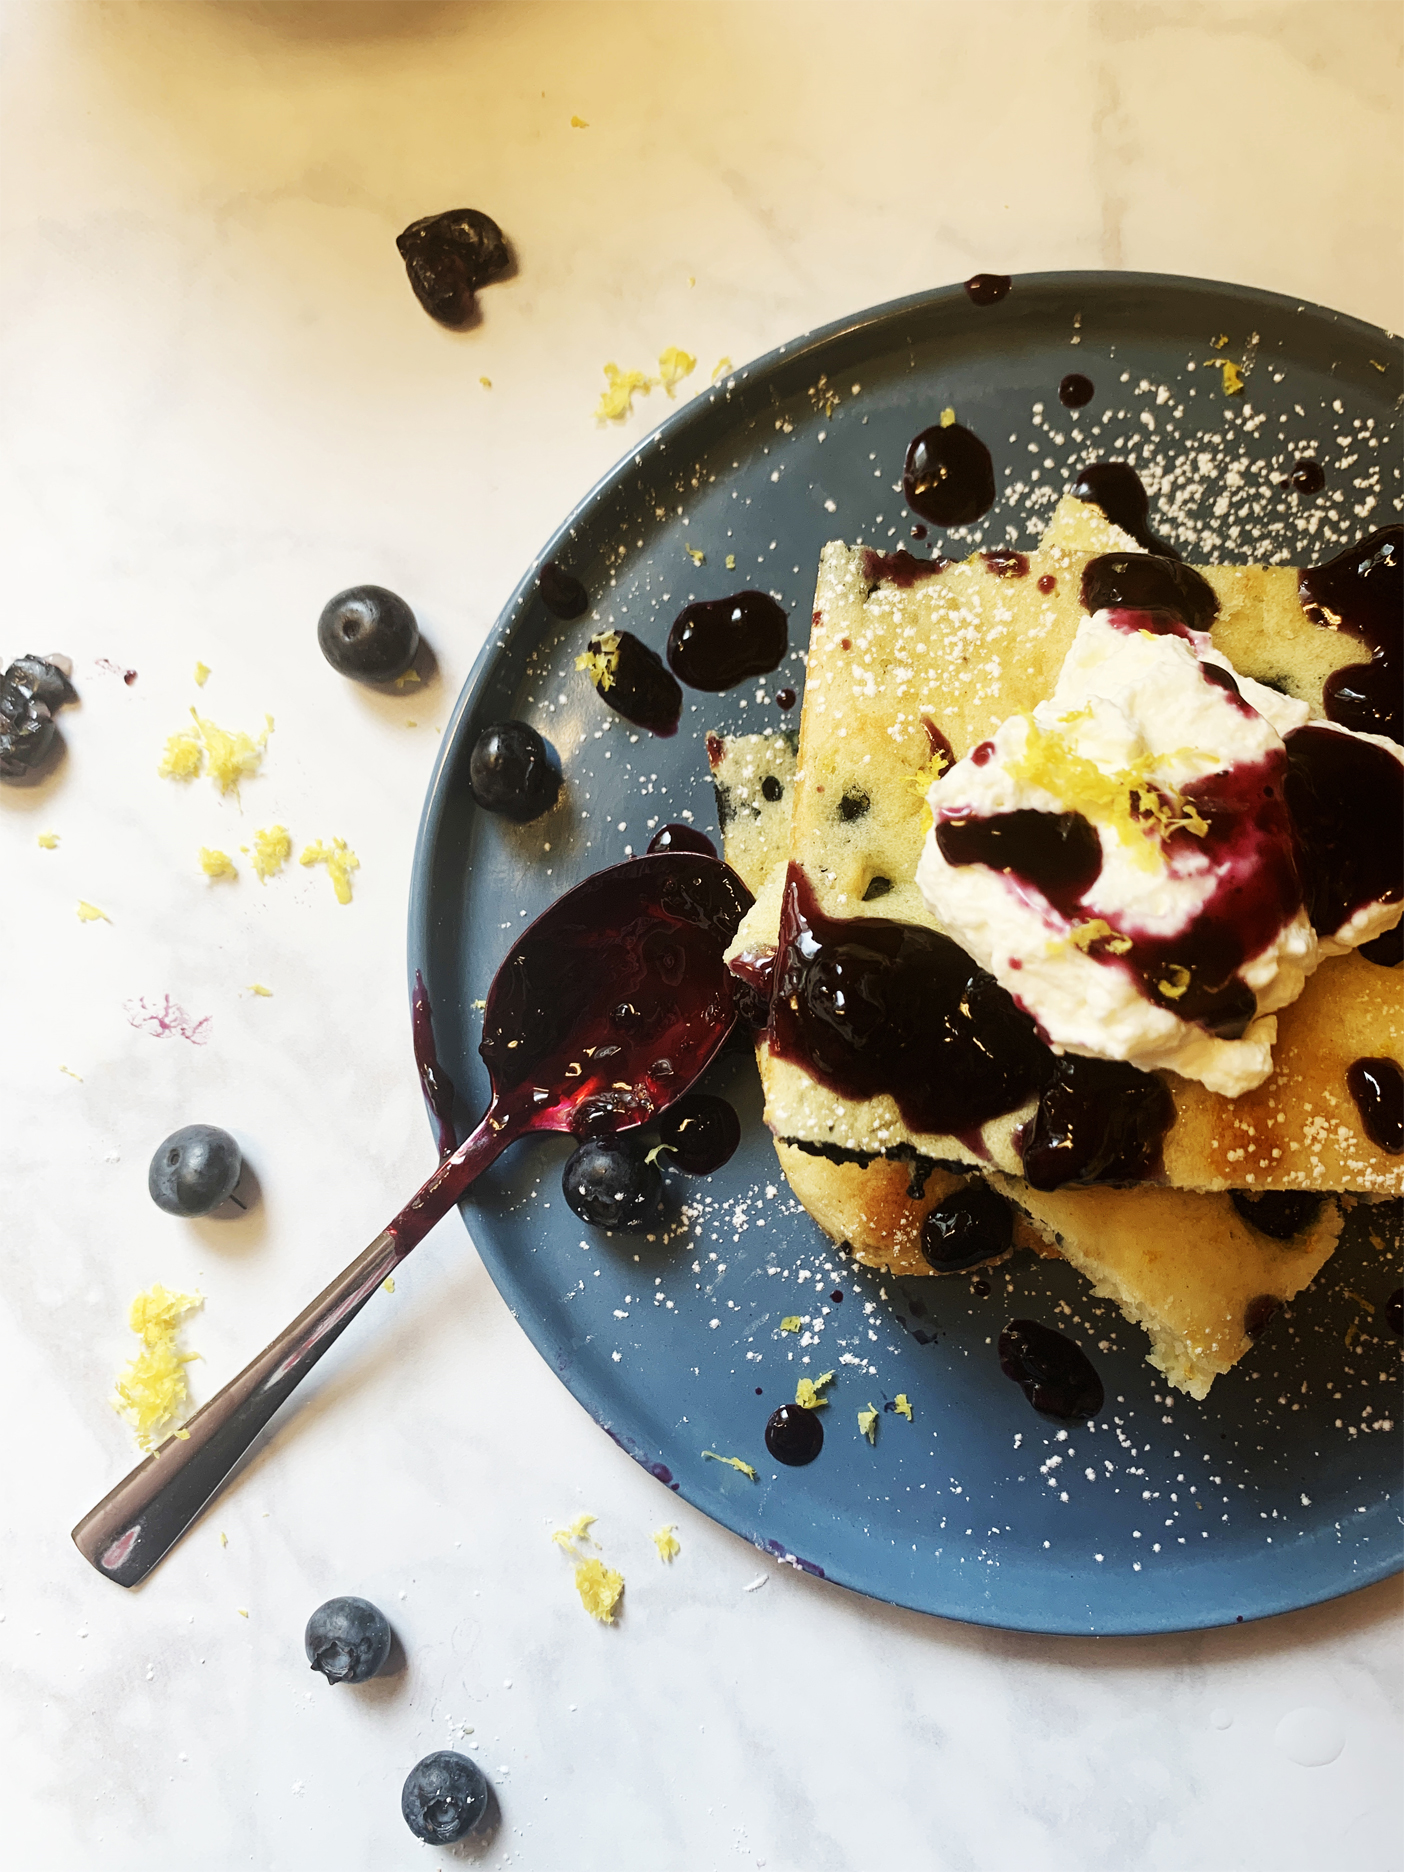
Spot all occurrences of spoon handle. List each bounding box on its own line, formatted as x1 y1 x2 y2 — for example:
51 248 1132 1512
72 1114 512 1588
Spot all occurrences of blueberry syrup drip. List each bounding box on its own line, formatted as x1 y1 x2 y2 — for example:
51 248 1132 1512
1243 1295 1282 1340
775 687 797 710
1230 1190 1325 1240
583 632 681 736
922 717 955 771
1283 459 1325 494
1058 373 1095 409
647 823 717 858
1037 573 1057 595
1071 462 1179 556
1359 923 1403 968
971 1278 991 1297
981 549 1029 579
768 865 1175 1185
965 273 1011 305
1080 554 1219 630
911 524 929 540
861 547 950 589
667 592 788 691
765 1403 823 1465
1020 1055 1175 1190
1284 725 1403 937
1387 1287 1403 1337
903 424 996 527
656 1093 741 1173
936 809 1102 919
1201 663 1249 708
411 971 458 1159
1298 526 1402 743
537 560 589 620
998 1319 1104 1420
1346 1057 1404 1155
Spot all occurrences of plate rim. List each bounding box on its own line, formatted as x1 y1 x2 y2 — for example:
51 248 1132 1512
407 270 1402 1636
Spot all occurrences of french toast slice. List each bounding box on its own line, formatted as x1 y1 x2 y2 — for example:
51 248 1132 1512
753 494 1402 1196
711 728 1345 1397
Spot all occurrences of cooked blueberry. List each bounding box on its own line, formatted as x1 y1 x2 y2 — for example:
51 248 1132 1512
317 586 419 682
1230 1190 1325 1241
0 652 74 778
401 1750 489 1844
537 560 589 620
562 1139 663 1230
396 208 509 328
919 1180 1014 1272
304 1596 392 1685
468 721 560 821
148 1124 242 1218
657 1094 740 1174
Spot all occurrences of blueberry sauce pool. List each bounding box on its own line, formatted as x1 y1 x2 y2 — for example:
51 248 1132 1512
581 630 681 736
936 809 1102 919
1080 553 1219 630
964 273 1012 306
411 971 459 1158
667 592 788 691
1284 724 1403 936
1071 461 1180 556
1346 1057 1404 1156
1058 372 1095 409
998 1319 1105 1421
902 423 996 527
765 1404 824 1466
647 824 717 858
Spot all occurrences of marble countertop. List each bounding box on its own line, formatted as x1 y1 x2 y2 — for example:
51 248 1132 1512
3 3 1399 1867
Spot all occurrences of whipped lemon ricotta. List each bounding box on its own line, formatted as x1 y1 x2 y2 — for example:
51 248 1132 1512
917 610 1318 1096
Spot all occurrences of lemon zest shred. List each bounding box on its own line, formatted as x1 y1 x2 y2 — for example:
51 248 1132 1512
570 114 588 128
658 346 696 395
193 661 211 687
576 630 621 692
939 406 956 427
595 363 654 423
795 1370 836 1410
857 1405 879 1445
1008 718 1212 865
1212 333 1229 350
893 1393 913 1422
199 847 237 880
725 554 736 570
76 900 109 922
299 837 360 904
248 982 272 996
479 376 492 389
685 544 705 565
652 1523 680 1562
702 1449 757 1480
1065 918 1134 956
1342 1289 1375 1314
711 356 732 383
59 1064 82 1080
250 824 291 883
159 730 204 780
572 1557 623 1622
112 1284 203 1451
1157 964 1192 1000
779 1316 802 1333
37 831 59 849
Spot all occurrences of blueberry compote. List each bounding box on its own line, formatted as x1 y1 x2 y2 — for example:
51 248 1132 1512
767 865 1175 1186
1080 554 1219 631
656 1093 741 1173
861 547 949 589
919 1181 1014 1272
981 549 1029 579
765 1404 823 1466
1298 526 1402 743
936 810 1102 919
581 632 681 736
667 593 787 691
998 1319 1104 1420
1058 373 1094 409
902 424 996 528
1283 723 1403 936
1071 462 1179 555
1345 1057 1403 1155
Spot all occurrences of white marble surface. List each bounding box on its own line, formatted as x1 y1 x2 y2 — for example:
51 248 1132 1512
2 3 1400 1867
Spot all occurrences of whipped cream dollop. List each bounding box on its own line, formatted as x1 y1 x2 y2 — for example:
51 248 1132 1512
916 607 1325 1097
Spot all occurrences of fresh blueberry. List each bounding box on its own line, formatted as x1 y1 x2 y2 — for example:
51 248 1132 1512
148 1124 243 1218
317 586 420 682
401 1750 490 1844
562 1138 663 1231
395 209 509 328
919 1180 1014 1272
468 721 560 822
304 1595 392 1685
0 652 74 778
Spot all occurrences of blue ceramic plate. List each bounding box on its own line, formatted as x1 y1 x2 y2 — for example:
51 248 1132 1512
409 274 1402 1635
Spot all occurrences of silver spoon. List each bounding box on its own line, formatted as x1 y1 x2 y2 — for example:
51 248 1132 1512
72 853 752 1588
